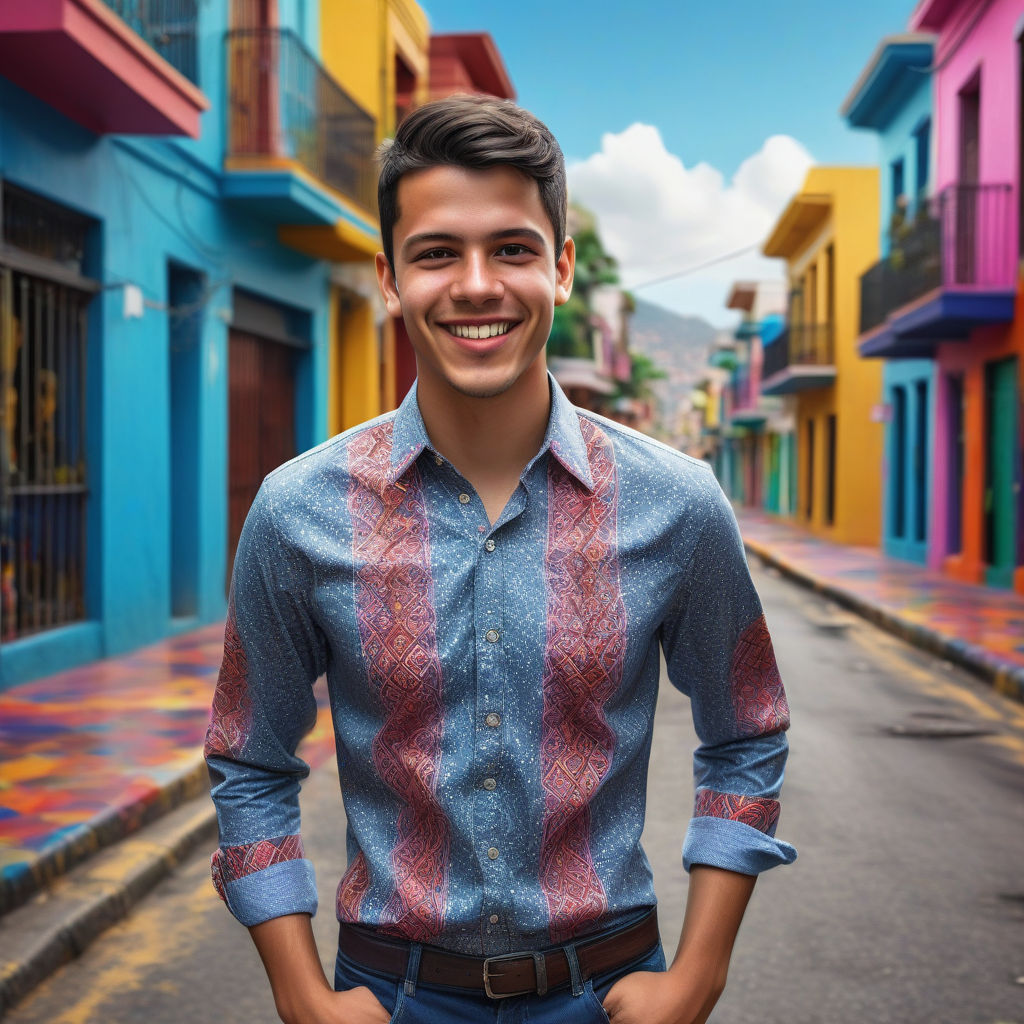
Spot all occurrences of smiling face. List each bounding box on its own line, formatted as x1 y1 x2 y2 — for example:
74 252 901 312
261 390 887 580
376 164 574 404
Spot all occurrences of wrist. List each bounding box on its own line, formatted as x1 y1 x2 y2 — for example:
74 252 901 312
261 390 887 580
274 974 334 1024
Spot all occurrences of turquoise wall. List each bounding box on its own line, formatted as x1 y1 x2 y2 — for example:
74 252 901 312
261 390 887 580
0 1 332 688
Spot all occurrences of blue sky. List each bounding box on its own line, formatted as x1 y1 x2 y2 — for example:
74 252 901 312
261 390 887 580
421 0 921 324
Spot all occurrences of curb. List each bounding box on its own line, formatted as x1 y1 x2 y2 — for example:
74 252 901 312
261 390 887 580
744 536 1024 705
0 796 217 1016
0 758 209 918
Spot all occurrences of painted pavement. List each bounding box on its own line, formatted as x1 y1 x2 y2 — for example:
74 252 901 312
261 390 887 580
738 510 1024 697
0 624 335 911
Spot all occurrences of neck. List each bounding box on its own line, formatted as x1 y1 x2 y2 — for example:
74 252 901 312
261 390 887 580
416 361 551 517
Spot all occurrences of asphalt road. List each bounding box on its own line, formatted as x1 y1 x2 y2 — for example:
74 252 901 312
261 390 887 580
8 563 1024 1024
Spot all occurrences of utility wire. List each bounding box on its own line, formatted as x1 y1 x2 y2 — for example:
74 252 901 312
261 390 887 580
627 242 763 290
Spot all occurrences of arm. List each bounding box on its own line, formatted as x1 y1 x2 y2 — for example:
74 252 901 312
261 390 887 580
603 865 755 1024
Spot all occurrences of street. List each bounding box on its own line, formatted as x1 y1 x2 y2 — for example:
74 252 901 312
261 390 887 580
7 562 1024 1024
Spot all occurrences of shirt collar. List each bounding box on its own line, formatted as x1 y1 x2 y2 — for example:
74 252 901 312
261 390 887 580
386 373 596 492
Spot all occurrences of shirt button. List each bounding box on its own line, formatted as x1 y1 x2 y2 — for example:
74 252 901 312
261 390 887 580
485 713 501 728
484 539 496 552
485 629 500 643
489 914 499 924
487 847 500 860
482 777 497 790
434 455 443 465
458 492 471 504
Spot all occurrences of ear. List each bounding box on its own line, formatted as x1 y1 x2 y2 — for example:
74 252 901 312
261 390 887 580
376 252 403 318
554 236 575 307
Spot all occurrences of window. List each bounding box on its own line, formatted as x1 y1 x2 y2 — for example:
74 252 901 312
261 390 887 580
914 117 931 200
891 157 905 209
1 184 95 642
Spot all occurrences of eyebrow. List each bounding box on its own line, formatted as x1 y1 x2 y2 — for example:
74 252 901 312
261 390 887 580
401 228 549 256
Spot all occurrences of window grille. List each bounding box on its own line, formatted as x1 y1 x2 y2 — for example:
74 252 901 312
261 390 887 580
1 185 93 643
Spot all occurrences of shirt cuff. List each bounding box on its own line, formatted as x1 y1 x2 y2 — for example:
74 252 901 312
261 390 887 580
683 815 797 875
212 847 318 927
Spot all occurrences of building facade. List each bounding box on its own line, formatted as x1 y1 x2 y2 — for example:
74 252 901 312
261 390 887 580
843 34 937 565
762 167 884 547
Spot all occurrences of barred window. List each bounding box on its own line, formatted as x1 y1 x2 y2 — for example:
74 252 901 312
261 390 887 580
1 184 94 642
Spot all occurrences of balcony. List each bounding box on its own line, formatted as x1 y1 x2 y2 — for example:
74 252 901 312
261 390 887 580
761 323 836 395
0 0 207 137
858 183 1016 358
223 28 380 258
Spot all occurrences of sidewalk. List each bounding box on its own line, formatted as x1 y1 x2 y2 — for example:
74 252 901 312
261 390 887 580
0 624 336 916
737 510 1024 703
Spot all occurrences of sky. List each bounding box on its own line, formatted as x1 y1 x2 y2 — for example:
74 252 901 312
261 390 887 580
421 0 920 326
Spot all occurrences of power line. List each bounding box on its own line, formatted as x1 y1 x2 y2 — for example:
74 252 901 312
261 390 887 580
627 242 763 290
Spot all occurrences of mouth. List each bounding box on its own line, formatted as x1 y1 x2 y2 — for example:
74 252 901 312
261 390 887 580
441 320 520 342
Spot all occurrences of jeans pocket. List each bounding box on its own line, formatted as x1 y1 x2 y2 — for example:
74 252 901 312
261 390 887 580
334 947 402 1019
584 979 611 1022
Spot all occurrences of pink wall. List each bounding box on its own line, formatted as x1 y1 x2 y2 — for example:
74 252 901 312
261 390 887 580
926 0 1022 265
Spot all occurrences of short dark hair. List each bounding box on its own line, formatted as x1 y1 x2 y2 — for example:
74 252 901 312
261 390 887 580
377 95 567 270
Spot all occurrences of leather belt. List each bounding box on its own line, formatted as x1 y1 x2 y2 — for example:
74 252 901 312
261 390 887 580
338 908 659 1000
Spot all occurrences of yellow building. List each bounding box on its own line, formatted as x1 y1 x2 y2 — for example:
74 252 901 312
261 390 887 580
315 0 431 434
762 167 883 547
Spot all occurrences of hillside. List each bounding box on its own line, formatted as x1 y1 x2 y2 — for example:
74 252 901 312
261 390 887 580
628 298 719 444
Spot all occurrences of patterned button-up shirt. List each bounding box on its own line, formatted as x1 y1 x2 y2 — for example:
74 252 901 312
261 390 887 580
205 377 795 955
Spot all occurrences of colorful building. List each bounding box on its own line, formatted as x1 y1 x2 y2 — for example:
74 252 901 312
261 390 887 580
721 281 788 513
855 0 1022 592
842 34 937 565
761 167 884 547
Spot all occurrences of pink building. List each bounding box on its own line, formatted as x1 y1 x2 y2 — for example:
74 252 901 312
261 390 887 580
908 0 1024 591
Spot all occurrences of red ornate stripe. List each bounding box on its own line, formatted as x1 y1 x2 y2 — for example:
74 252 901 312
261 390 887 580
210 834 306 902
539 417 626 943
347 423 450 940
204 600 252 760
730 614 789 736
693 789 780 835
336 850 371 923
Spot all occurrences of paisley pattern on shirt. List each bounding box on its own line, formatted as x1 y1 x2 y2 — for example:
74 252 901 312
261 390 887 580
204 600 252 760
693 788 780 835
345 422 450 941
729 613 789 737
539 416 626 942
211 834 305 902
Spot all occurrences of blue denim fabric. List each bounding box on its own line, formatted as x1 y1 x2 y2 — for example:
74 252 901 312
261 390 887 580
333 933 667 1023
205 375 796 949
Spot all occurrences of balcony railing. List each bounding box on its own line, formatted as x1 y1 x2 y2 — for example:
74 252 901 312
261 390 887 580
762 323 834 381
105 0 199 83
859 182 1014 335
226 29 377 214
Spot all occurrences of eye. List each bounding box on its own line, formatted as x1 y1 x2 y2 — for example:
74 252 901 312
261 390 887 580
496 243 534 258
415 248 455 261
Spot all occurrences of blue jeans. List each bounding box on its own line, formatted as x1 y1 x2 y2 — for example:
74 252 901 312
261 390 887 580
334 930 667 1023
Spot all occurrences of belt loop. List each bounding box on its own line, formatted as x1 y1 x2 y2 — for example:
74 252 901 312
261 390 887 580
404 942 423 997
563 942 584 998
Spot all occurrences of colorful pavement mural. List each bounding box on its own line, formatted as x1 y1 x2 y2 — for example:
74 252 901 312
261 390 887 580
0 624 336 912
739 511 1024 698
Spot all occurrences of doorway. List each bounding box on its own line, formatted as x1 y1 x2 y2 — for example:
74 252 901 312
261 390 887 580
984 356 1019 587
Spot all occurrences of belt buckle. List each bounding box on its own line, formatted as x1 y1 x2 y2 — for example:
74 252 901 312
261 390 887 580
482 950 548 999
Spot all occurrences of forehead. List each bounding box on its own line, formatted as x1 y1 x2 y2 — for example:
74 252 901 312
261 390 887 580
393 165 553 247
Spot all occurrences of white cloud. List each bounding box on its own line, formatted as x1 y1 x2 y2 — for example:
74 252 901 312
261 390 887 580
567 125 814 324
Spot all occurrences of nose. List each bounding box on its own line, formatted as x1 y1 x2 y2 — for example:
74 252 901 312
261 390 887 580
449 250 503 305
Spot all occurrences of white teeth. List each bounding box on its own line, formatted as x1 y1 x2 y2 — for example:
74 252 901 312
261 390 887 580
449 322 510 340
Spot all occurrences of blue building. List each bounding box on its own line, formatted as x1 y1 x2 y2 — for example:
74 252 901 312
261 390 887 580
841 34 936 564
0 1 379 687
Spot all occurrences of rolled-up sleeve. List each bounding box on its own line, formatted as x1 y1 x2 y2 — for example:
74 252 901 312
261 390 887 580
660 472 796 875
204 480 326 926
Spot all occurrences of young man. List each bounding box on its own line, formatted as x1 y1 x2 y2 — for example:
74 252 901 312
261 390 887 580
205 95 795 1024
